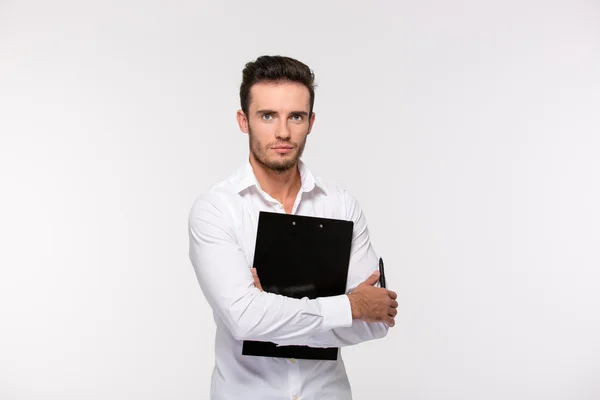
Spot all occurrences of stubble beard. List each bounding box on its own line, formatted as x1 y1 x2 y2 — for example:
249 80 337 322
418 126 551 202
248 125 307 174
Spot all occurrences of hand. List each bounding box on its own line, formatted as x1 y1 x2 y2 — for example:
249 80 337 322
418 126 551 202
348 271 398 327
251 268 263 291
253 267 398 327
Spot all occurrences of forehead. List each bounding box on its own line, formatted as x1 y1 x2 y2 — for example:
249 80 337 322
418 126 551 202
248 81 310 112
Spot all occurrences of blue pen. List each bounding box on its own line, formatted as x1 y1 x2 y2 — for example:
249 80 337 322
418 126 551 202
378 257 386 288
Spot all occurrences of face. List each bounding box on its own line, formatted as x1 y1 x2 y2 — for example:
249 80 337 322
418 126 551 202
237 81 315 173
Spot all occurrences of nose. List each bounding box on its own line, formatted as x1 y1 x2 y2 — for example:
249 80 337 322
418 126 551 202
275 119 291 140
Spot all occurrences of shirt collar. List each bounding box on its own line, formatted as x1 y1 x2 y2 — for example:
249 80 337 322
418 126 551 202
230 158 328 196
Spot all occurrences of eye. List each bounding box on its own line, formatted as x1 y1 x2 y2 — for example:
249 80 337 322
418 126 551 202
262 113 273 121
290 114 303 122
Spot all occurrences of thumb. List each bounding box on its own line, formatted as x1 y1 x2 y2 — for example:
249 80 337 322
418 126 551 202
363 270 381 286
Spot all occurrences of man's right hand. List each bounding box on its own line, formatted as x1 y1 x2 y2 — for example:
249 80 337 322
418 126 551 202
347 271 398 327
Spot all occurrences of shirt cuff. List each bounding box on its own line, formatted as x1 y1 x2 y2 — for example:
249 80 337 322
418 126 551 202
318 294 353 331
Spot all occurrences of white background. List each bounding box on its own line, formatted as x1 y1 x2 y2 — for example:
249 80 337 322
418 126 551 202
1 0 599 399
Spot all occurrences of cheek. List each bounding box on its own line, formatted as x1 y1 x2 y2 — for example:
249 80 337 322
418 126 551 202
291 123 309 137
252 120 276 137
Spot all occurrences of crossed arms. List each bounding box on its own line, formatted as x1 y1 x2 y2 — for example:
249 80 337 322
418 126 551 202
188 192 397 348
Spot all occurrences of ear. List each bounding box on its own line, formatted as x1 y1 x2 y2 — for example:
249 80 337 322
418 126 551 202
237 110 249 134
307 112 316 135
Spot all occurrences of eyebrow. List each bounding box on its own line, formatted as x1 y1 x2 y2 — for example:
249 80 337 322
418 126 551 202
255 109 309 117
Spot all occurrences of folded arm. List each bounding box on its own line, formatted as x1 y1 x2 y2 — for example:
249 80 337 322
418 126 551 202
188 194 354 345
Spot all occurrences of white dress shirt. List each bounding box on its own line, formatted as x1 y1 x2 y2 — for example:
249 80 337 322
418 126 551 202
188 158 388 400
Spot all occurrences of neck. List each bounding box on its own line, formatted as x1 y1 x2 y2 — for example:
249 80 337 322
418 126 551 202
249 155 302 205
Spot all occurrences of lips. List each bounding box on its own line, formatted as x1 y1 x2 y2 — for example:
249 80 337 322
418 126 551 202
272 146 293 154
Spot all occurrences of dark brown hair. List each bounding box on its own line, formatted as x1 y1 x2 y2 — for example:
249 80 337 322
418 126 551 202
239 55 316 116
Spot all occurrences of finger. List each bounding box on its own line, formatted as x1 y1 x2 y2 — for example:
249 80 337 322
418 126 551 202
386 317 395 327
387 290 397 300
389 299 398 308
389 307 398 317
363 270 380 286
251 268 263 291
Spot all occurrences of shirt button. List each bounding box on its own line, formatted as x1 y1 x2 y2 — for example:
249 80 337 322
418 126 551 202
289 358 296 363
293 396 298 400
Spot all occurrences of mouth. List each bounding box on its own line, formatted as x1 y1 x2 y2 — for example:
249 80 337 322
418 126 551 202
272 146 294 154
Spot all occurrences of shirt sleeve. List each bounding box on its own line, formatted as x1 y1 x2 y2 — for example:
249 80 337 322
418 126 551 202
275 190 390 348
188 193 353 345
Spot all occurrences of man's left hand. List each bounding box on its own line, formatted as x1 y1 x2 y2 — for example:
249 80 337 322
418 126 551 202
251 268 263 291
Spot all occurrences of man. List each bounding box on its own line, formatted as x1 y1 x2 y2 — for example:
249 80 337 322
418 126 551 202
188 55 398 400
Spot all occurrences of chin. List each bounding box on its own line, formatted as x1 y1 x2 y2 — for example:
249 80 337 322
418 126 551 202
268 159 297 172
253 150 298 171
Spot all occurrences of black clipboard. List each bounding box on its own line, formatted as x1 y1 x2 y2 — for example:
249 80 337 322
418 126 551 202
241 211 354 361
